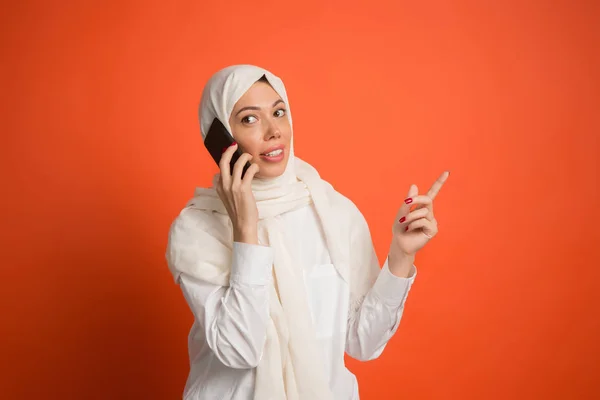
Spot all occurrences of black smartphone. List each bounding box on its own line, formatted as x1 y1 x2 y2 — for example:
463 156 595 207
204 117 251 179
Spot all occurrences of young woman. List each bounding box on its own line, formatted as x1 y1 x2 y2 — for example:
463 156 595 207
166 65 449 400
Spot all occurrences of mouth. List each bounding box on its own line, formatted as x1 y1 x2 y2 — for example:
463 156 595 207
260 145 285 162
260 145 285 156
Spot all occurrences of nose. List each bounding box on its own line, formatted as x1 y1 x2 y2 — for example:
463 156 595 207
263 118 281 140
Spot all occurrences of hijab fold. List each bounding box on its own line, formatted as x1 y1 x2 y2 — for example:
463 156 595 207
166 65 380 399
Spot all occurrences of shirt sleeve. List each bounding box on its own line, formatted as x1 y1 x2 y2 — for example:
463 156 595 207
345 256 417 361
179 241 274 369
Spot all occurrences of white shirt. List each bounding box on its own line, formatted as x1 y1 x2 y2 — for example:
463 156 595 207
178 203 417 399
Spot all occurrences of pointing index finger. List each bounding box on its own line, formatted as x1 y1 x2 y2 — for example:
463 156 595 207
427 171 450 200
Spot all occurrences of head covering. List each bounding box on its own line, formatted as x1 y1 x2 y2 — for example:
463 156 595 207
166 65 381 400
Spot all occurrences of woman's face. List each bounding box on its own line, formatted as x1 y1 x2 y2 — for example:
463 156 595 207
228 80 292 179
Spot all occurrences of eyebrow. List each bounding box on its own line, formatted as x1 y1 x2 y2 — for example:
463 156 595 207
235 99 285 116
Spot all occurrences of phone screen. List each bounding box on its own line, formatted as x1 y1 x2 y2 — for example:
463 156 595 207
204 118 251 179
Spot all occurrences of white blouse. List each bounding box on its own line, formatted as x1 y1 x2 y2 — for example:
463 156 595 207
178 202 417 399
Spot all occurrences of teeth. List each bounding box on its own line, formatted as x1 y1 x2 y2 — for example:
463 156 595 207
264 149 283 157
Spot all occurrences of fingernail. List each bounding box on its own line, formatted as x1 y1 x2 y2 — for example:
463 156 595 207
404 198 413 204
231 141 237 147
221 146 228 153
399 216 406 223
405 226 409 231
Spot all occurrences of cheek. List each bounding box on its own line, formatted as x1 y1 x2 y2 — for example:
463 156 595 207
230 129 262 155
283 130 292 145
280 121 292 143
241 139 263 156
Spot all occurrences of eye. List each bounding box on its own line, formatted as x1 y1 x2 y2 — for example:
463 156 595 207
241 115 258 124
274 108 286 118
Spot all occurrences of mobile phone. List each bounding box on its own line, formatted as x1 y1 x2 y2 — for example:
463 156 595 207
204 118 251 179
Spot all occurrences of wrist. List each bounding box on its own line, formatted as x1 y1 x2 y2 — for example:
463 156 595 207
234 226 259 245
388 247 415 278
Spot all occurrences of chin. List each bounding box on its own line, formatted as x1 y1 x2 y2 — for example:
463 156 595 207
256 170 284 179
255 161 288 179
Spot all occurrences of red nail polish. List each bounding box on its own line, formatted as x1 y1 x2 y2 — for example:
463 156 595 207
399 216 406 223
231 141 237 147
405 226 409 231
404 198 413 204
222 146 228 153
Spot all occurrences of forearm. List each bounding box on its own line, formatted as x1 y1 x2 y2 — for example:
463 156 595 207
180 242 273 369
203 278 270 368
346 258 417 361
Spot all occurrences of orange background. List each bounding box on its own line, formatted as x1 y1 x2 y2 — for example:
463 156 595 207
2 1 599 399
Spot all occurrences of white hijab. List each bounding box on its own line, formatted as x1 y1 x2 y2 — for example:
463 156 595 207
166 65 381 400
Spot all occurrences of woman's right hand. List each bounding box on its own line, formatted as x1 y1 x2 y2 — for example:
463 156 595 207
216 142 261 245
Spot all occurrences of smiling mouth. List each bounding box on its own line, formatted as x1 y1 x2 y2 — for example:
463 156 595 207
261 149 284 157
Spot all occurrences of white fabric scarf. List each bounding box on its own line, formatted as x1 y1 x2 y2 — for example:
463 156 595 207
167 65 380 400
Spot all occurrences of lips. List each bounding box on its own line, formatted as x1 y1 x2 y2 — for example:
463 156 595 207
260 145 285 155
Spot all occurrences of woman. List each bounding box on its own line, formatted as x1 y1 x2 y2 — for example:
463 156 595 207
166 65 449 400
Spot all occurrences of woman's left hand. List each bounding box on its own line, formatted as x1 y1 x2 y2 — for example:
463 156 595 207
390 171 450 257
